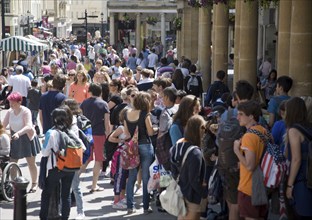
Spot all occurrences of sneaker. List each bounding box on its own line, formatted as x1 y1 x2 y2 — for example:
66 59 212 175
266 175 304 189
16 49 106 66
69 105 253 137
144 208 153 214
75 213 85 220
112 201 127 209
127 209 136 214
120 198 126 204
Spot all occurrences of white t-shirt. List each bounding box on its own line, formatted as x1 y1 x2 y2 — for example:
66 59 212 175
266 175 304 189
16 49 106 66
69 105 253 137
8 74 31 97
147 53 158 68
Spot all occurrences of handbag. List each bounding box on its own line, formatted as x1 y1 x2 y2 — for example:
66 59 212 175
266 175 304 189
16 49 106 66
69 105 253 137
159 164 172 188
251 166 268 206
121 126 140 170
159 145 197 217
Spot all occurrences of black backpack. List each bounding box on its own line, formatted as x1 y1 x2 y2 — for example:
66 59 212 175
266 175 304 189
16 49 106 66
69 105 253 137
155 108 175 171
292 124 312 189
211 82 228 104
217 109 245 170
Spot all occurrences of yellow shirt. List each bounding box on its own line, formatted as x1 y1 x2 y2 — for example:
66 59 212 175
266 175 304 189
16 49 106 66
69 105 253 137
238 125 266 196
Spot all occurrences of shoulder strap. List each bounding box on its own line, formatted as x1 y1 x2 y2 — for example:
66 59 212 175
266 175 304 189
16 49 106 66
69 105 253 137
227 109 233 120
292 124 312 141
181 145 197 168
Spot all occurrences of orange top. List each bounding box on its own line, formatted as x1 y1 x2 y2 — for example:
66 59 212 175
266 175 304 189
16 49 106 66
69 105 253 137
69 83 90 104
237 125 266 196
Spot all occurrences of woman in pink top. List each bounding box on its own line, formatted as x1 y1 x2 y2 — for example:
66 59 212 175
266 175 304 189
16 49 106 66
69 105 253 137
2 92 40 193
69 70 90 104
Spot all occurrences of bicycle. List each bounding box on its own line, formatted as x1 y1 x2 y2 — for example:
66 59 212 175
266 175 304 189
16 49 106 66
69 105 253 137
0 156 22 201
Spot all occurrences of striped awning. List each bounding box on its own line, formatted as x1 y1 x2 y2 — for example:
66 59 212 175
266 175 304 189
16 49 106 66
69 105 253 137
0 36 49 52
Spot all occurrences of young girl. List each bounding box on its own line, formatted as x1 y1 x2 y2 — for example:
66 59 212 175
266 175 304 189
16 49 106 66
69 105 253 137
109 108 129 209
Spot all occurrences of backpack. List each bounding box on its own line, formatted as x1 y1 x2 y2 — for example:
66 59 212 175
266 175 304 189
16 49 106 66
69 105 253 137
52 130 83 172
76 115 93 164
248 128 287 189
186 75 202 97
292 124 312 189
155 108 175 170
208 164 223 205
211 82 228 104
217 109 245 170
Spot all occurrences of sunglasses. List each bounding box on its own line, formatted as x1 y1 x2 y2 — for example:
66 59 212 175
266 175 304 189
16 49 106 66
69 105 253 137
68 74 75 76
130 94 136 98
109 84 116 87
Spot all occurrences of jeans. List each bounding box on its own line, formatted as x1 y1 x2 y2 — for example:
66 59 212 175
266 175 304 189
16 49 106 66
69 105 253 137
126 143 154 210
40 168 75 220
71 171 84 214
30 110 38 125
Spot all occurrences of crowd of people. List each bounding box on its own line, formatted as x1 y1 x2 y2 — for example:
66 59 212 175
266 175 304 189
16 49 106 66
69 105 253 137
0 38 311 220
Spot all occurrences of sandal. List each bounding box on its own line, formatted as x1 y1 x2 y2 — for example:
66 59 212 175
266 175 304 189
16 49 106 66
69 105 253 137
28 183 37 193
89 187 104 193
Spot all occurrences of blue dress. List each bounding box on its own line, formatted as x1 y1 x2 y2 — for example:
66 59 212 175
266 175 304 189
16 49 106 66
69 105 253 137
288 132 312 217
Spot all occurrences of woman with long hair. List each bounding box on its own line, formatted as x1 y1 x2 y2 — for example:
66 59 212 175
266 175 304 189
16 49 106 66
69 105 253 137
69 70 90 104
170 95 201 145
170 115 207 220
39 106 82 220
124 91 156 214
285 97 312 219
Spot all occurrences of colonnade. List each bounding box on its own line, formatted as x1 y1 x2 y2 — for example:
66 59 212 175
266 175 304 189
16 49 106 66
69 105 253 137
177 0 312 96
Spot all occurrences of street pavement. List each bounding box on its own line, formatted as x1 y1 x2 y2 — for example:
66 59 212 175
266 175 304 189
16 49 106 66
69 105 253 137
0 152 176 220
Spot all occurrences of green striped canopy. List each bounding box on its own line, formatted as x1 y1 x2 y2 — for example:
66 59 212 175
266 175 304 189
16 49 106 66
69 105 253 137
0 36 49 52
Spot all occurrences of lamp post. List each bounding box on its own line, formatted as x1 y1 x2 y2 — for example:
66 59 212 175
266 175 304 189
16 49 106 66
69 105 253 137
27 10 31 35
78 10 98 55
100 12 104 38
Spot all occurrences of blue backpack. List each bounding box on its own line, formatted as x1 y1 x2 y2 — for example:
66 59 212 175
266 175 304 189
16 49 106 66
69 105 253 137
76 115 93 164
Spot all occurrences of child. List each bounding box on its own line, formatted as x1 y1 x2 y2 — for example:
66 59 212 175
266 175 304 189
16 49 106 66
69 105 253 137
108 109 129 209
0 120 10 157
27 79 42 135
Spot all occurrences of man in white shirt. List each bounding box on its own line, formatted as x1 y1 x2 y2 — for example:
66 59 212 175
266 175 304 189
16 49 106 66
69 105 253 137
8 65 31 106
147 49 158 72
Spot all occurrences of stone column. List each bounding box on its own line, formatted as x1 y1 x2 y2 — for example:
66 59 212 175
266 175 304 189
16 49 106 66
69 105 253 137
233 0 241 86
109 13 115 46
237 0 258 89
212 3 229 82
161 13 166 56
289 0 312 96
277 0 291 77
198 6 212 91
136 13 141 53
181 3 199 63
